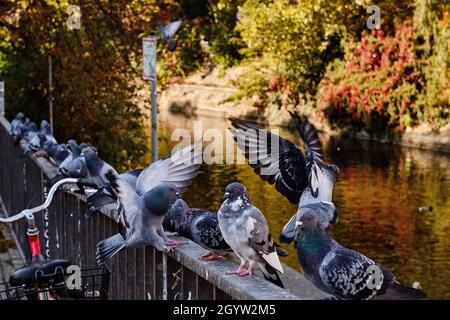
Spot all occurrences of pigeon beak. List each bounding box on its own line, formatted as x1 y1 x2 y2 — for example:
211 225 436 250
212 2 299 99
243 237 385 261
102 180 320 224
295 221 303 229
223 192 230 200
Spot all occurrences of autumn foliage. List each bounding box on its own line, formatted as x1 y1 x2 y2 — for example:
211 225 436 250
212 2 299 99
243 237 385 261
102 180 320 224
317 23 424 132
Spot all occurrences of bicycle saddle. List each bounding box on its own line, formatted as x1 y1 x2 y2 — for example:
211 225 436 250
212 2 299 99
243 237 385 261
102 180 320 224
9 255 71 288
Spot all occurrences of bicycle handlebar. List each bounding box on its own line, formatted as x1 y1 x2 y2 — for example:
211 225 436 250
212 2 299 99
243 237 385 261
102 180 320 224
0 178 79 224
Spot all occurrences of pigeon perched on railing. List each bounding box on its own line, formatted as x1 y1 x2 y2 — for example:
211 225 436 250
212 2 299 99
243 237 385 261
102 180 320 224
10 112 25 141
218 182 285 288
96 173 184 264
295 213 427 300
80 146 119 188
163 198 232 260
229 112 339 244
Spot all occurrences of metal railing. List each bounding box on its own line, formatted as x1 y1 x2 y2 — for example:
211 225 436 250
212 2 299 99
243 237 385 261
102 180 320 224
0 116 300 300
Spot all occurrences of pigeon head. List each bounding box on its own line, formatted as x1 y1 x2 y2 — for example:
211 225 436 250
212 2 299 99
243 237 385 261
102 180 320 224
67 140 80 156
143 183 180 216
16 112 25 120
296 211 326 234
223 182 249 202
81 147 97 161
298 202 339 230
79 142 89 150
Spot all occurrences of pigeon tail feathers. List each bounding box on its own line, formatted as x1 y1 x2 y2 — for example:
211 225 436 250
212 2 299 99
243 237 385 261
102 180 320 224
258 262 284 288
96 233 126 264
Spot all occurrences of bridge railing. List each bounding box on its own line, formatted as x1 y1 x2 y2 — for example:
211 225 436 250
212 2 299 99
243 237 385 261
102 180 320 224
0 116 300 300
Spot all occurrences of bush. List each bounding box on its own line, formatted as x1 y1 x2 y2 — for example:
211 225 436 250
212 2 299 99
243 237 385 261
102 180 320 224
317 23 424 132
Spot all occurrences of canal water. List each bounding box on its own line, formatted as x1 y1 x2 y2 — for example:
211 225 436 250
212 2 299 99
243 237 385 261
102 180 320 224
153 108 450 299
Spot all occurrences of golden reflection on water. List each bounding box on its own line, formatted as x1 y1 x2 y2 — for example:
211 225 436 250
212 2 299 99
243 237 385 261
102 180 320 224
148 109 450 299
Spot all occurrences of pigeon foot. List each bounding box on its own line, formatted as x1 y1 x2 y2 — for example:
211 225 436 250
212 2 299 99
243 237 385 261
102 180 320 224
226 266 244 275
166 240 187 248
238 267 253 277
199 252 223 261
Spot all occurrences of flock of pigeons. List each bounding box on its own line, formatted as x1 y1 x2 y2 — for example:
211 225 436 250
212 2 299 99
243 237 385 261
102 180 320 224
9 111 426 300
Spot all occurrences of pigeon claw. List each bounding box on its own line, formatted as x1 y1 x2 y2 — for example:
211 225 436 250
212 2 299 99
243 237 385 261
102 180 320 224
226 266 244 275
199 252 223 261
238 268 253 277
166 239 187 247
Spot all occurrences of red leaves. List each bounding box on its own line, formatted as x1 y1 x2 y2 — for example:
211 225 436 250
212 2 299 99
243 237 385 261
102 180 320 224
317 20 423 130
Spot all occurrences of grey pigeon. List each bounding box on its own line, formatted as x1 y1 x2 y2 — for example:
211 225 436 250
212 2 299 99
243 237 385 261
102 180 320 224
51 143 71 166
58 139 80 176
218 182 285 288
295 213 426 300
81 147 119 188
96 174 182 264
163 198 232 260
10 112 25 139
230 112 339 244
27 120 56 151
39 120 57 145
160 20 182 51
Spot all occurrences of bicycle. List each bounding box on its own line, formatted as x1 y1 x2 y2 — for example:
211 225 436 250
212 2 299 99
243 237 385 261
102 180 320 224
0 178 110 300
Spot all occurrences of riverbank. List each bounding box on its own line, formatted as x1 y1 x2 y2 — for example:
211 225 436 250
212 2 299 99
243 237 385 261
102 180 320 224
159 67 450 154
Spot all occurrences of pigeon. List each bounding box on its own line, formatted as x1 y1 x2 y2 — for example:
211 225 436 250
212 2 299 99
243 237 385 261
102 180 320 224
96 173 183 264
295 213 427 300
26 120 56 152
57 139 80 176
10 112 25 139
229 112 339 244
163 198 232 260
39 120 57 145
217 182 285 288
51 143 71 167
160 20 182 51
80 147 119 188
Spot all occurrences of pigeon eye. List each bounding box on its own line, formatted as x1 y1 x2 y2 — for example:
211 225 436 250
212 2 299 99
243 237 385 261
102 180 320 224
234 188 239 193
307 215 313 221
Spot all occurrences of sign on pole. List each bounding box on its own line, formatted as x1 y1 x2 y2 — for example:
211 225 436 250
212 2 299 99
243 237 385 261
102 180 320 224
143 37 157 81
0 82 4 116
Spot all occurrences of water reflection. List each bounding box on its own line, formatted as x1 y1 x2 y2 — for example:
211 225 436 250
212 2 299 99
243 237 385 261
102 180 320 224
153 109 450 299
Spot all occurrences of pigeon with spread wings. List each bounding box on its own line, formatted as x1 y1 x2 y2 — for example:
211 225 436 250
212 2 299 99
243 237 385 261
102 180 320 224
229 113 339 243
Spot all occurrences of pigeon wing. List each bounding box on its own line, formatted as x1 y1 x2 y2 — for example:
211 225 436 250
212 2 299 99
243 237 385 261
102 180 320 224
245 207 284 274
290 112 339 200
319 247 389 300
160 20 182 39
136 141 202 195
230 118 308 204
107 173 143 237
